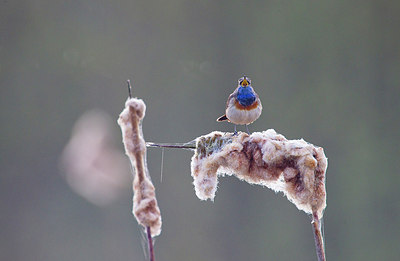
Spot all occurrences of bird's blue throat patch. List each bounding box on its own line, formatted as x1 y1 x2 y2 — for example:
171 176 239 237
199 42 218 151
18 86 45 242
237 86 256 106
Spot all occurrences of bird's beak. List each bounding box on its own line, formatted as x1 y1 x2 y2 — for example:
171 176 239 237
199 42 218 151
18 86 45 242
241 78 249 87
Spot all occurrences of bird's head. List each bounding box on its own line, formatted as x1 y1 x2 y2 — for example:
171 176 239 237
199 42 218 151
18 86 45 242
238 76 251 87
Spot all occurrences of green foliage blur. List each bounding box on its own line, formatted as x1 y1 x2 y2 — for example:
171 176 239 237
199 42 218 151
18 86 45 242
1 1 399 260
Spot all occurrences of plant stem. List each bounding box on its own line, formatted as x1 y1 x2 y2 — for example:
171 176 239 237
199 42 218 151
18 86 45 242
146 142 196 150
146 226 155 261
312 213 326 261
127 79 132 98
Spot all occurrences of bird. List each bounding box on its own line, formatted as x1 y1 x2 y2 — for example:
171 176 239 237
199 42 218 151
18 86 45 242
217 76 262 134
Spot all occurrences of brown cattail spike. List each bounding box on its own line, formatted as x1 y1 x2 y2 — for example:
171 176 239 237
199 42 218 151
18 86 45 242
118 97 162 237
190 130 328 219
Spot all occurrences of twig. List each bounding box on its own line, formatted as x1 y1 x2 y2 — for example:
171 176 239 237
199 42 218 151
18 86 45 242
146 141 196 150
127 79 132 99
146 226 155 261
312 213 326 261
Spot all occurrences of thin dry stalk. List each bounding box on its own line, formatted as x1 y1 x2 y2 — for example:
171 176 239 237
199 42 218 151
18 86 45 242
312 213 326 261
146 226 155 261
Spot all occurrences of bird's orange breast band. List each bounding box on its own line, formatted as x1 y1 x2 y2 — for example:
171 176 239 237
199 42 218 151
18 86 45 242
234 100 259 110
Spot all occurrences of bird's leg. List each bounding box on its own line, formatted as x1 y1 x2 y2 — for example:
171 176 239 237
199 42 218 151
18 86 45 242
245 124 250 134
234 125 238 135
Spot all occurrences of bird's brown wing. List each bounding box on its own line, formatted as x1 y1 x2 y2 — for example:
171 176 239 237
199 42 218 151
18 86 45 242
216 91 237 122
254 91 262 108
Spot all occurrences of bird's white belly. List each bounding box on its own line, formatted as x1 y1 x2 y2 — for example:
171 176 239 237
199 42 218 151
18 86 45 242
226 106 262 125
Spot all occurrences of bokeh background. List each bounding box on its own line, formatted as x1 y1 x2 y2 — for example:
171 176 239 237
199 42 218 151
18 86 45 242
1 1 400 260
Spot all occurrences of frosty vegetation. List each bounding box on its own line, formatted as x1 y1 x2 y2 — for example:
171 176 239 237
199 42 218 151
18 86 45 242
118 97 162 237
191 130 327 219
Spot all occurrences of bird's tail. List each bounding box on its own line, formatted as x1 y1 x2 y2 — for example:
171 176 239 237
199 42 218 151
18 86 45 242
217 115 228 122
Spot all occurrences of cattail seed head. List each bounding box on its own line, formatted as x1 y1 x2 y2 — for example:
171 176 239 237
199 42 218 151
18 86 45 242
191 130 327 219
118 98 162 237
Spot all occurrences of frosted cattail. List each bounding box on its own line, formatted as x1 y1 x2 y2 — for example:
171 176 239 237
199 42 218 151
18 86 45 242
149 129 327 260
146 126 328 259
191 129 327 219
118 97 162 237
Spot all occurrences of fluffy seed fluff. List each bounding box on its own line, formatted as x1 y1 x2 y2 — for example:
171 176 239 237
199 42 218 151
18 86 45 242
191 130 327 219
118 98 162 237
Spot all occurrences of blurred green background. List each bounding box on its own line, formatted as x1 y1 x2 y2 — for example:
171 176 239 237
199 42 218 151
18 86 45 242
1 1 400 260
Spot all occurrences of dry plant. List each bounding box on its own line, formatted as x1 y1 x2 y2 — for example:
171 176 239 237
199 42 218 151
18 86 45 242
118 81 328 261
189 130 327 260
117 81 162 261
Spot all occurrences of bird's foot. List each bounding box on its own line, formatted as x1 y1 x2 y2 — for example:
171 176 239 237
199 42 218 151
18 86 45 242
245 125 250 135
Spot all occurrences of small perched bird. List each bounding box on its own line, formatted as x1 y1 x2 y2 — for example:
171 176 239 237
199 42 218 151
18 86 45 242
217 76 262 134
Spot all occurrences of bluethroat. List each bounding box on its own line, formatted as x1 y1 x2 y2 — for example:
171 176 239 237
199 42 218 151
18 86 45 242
217 76 262 134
